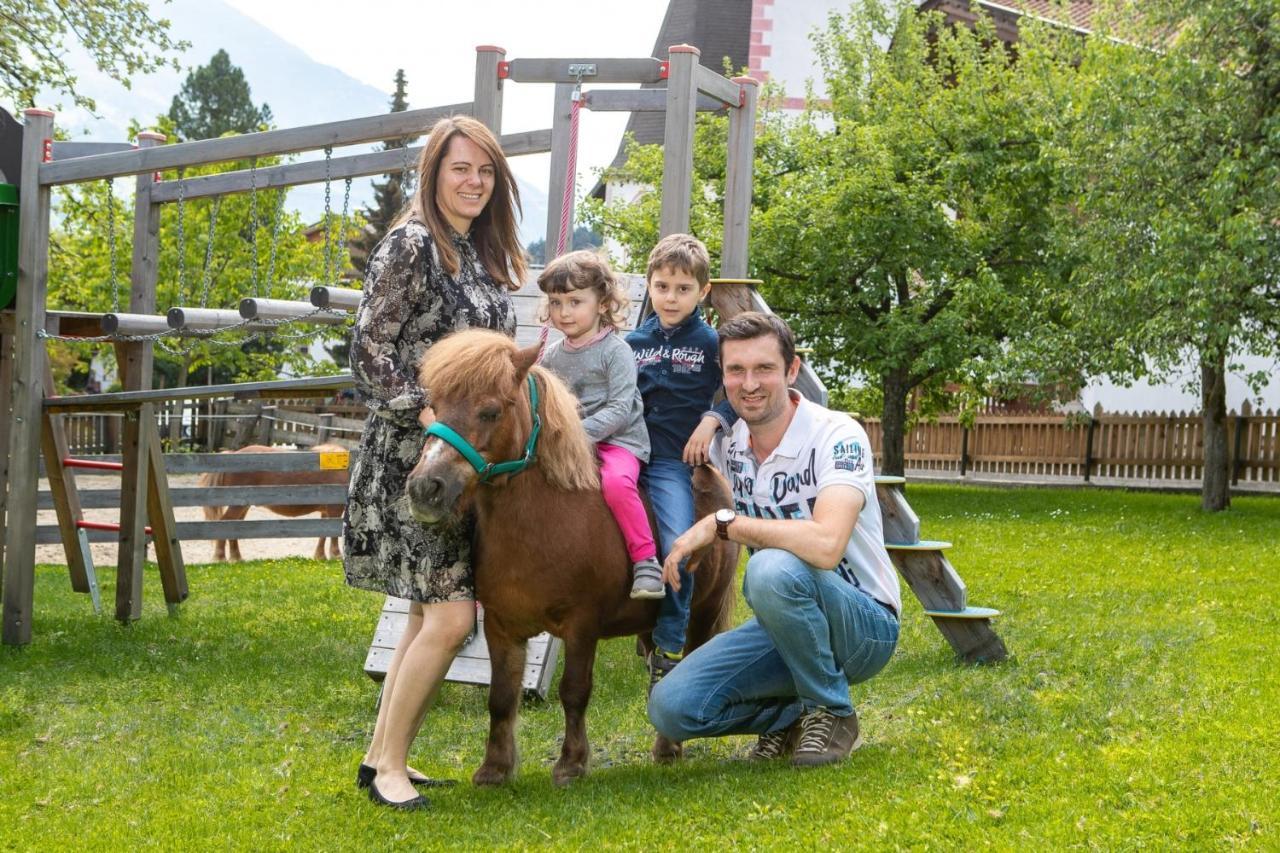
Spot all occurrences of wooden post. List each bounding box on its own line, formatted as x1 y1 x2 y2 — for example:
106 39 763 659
721 77 757 279
473 46 506 134
1231 400 1250 485
959 425 970 477
1084 403 1100 482
40 355 91 593
544 82 576 264
660 45 699 237
317 412 333 444
4 108 54 645
113 130 166 623
256 405 276 445
145 418 187 610
0 329 11 607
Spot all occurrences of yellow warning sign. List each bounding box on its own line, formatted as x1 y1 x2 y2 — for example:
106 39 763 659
318 451 350 470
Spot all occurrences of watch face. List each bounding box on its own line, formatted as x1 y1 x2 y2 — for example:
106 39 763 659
716 509 735 524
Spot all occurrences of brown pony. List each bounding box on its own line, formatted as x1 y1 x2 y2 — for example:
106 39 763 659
200 443 349 561
405 329 739 787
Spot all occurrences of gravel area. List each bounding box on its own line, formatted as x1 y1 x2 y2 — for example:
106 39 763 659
35 473 342 566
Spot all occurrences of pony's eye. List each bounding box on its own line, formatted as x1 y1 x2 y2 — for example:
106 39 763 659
478 409 500 424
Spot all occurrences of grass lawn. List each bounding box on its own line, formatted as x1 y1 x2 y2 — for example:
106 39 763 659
2 484 1278 850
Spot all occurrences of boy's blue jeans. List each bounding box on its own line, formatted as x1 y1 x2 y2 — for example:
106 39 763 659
640 456 695 653
648 548 899 740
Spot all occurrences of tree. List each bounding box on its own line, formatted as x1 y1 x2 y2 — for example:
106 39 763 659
586 2 1079 475
167 49 271 142
1048 0 1280 511
349 69 412 278
526 227 603 264
0 0 186 112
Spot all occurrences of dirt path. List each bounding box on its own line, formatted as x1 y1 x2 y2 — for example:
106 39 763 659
35 474 341 566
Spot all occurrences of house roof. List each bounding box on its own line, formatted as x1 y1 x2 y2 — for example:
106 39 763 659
593 0 751 192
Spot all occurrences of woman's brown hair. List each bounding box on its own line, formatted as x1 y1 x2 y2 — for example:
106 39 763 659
394 115 527 291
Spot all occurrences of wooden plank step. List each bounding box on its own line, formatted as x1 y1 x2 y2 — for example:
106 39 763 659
363 596 559 699
885 540 951 551
923 605 1000 620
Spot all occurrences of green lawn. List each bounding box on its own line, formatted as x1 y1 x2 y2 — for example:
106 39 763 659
2 485 1278 850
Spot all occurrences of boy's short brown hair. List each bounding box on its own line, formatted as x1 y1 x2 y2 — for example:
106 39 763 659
646 233 710 287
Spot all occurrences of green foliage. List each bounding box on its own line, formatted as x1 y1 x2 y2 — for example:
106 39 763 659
526 226 603 265
0 0 187 112
48 142 353 384
3 486 1278 846
1043 0 1280 388
167 49 272 142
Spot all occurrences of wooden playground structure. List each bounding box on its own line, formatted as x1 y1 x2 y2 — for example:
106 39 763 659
2 44 1004 670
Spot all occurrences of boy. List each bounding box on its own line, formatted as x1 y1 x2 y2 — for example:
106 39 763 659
626 234 733 688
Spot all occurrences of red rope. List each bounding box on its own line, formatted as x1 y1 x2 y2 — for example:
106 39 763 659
538 85 583 365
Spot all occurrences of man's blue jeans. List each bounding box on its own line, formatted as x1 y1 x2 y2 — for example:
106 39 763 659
640 456 696 654
648 548 899 740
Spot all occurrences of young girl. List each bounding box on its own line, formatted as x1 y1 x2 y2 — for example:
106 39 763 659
537 251 663 599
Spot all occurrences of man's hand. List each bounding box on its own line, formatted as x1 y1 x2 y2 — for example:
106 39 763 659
662 513 718 590
682 416 721 466
418 406 436 429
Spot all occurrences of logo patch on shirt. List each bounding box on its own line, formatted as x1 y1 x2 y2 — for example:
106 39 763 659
832 440 866 473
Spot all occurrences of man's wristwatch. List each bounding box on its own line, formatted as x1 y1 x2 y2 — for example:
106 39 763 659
714 508 737 541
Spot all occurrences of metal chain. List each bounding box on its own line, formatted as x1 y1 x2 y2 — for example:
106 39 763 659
322 146 333 290
400 140 416 201
266 188 286 295
199 197 223 309
175 169 188 306
334 177 352 285
105 179 120 313
249 158 261 296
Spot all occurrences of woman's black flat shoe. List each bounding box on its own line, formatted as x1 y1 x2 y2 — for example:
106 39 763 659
358 763 459 790
368 779 430 811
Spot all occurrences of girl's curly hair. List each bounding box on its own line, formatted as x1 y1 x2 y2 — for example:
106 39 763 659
536 250 631 329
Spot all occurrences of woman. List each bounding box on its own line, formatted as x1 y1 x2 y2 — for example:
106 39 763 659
343 115 526 810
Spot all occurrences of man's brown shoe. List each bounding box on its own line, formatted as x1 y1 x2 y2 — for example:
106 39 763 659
749 719 801 760
791 708 862 767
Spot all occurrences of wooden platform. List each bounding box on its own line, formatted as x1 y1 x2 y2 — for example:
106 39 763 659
363 597 560 700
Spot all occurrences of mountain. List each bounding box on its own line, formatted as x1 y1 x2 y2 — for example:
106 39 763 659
37 0 547 246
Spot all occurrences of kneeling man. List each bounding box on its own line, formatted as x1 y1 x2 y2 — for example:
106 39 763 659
649 312 900 766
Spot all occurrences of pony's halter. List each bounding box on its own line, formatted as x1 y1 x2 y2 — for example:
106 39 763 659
423 375 542 483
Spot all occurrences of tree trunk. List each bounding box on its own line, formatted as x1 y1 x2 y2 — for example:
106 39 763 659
1200 350 1230 512
880 367 911 476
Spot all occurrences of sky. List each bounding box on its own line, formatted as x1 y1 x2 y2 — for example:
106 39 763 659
220 0 673 192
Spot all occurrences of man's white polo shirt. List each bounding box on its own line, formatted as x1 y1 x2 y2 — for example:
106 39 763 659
713 391 901 615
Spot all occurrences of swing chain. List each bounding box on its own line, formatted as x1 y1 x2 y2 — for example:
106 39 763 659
174 169 188 306
249 158 261 297
334 177 352 286
105 179 120 313
323 146 333 290
266 188 286 294
199 196 223 310
400 139 416 201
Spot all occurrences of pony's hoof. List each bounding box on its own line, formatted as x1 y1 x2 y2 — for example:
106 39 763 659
551 763 587 787
472 764 514 787
652 736 683 765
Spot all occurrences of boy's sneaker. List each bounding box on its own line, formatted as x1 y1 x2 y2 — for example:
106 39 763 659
791 708 863 767
630 558 665 600
646 648 681 695
750 720 802 760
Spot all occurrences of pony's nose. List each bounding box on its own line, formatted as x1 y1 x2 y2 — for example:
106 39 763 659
409 473 447 507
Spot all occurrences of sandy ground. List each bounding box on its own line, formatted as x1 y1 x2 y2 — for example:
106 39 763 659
35 473 341 566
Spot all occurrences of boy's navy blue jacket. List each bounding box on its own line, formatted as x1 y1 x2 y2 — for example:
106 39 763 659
626 308 735 460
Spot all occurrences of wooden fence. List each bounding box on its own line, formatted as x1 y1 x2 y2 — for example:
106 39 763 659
860 403 1279 488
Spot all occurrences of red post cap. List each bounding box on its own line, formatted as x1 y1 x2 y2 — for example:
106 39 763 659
136 131 167 142
669 44 702 56
731 76 759 86
476 45 507 54
24 108 55 118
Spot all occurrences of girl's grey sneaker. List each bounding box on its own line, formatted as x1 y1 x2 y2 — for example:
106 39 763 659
630 558 665 599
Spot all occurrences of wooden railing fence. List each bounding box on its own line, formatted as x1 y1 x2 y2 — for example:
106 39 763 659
859 402 1279 489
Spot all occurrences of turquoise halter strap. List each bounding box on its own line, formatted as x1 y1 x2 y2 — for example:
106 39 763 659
423 374 542 483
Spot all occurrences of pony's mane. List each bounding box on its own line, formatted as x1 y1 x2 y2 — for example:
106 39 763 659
419 330 599 492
